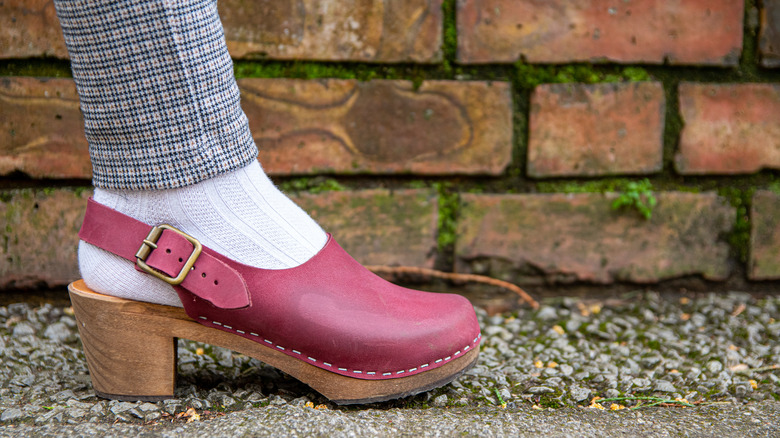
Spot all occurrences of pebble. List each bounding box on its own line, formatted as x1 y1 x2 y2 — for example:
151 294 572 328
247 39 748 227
536 306 558 320
89 403 104 415
43 322 72 342
12 322 36 337
1 408 24 422
66 408 87 419
527 386 555 394
569 386 591 402
654 381 676 393
269 396 287 406
66 399 93 410
127 408 144 419
189 399 210 410
163 403 182 416
707 360 724 374
110 402 135 415
431 394 448 407
138 403 159 413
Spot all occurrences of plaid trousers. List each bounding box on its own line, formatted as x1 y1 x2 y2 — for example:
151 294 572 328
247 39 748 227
54 0 258 190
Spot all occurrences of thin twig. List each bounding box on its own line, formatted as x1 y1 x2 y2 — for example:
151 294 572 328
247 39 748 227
366 265 540 309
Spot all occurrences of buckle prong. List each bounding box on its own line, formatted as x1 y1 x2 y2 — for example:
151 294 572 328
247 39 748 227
135 224 202 285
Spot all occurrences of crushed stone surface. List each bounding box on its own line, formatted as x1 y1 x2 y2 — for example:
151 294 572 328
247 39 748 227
0 291 779 436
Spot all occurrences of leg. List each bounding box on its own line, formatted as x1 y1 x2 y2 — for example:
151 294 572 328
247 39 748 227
54 0 480 404
55 0 326 306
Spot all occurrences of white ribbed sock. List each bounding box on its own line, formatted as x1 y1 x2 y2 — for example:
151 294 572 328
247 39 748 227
78 161 328 307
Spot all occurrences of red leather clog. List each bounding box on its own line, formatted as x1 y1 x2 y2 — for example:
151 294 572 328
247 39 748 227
69 198 481 404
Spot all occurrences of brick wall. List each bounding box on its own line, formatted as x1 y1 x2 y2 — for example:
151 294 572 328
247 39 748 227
2 0 780 293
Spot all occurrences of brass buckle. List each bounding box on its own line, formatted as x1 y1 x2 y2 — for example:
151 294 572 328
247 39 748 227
135 224 202 285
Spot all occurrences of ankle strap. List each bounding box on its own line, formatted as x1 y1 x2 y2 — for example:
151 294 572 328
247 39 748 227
79 198 250 309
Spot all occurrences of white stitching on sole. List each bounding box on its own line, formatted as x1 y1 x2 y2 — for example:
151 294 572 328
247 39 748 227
199 318 481 376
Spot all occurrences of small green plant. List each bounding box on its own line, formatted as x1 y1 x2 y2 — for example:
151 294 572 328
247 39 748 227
494 388 507 408
441 0 457 74
434 183 459 250
611 178 657 220
718 187 753 263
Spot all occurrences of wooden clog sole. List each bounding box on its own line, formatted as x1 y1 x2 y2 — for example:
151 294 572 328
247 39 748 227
68 280 479 405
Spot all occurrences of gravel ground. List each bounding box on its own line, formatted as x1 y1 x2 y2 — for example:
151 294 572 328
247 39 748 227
1 290 779 435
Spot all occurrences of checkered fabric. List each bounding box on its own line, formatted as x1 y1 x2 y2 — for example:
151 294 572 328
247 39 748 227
54 0 258 190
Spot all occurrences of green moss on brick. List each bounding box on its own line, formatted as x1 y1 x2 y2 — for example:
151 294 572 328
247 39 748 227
515 62 651 90
742 0 759 74
235 61 364 80
441 0 458 75
0 59 72 78
232 58 483 84
536 178 642 194
279 177 345 194
435 182 459 252
718 187 755 264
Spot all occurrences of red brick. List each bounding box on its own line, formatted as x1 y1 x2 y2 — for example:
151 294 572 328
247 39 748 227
528 82 665 178
219 0 442 62
760 0 780 67
455 192 732 284
458 0 744 65
749 191 780 280
1 189 89 289
241 79 512 176
675 83 780 175
0 77 91 179
1 0 442 62
0 0 68 58
291 189 438 268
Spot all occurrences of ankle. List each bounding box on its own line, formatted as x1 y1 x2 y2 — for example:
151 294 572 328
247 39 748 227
79 162 327 305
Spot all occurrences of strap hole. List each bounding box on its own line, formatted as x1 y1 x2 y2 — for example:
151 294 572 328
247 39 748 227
165 248 171 254
201 272 206 278
178 257 183 262
214 280 219 285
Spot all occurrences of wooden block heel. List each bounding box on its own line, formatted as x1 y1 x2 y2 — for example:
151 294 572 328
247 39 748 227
69 281 178 401
68 280 479 405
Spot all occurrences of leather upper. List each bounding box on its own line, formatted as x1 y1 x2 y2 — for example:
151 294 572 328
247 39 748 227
79 198 481 380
